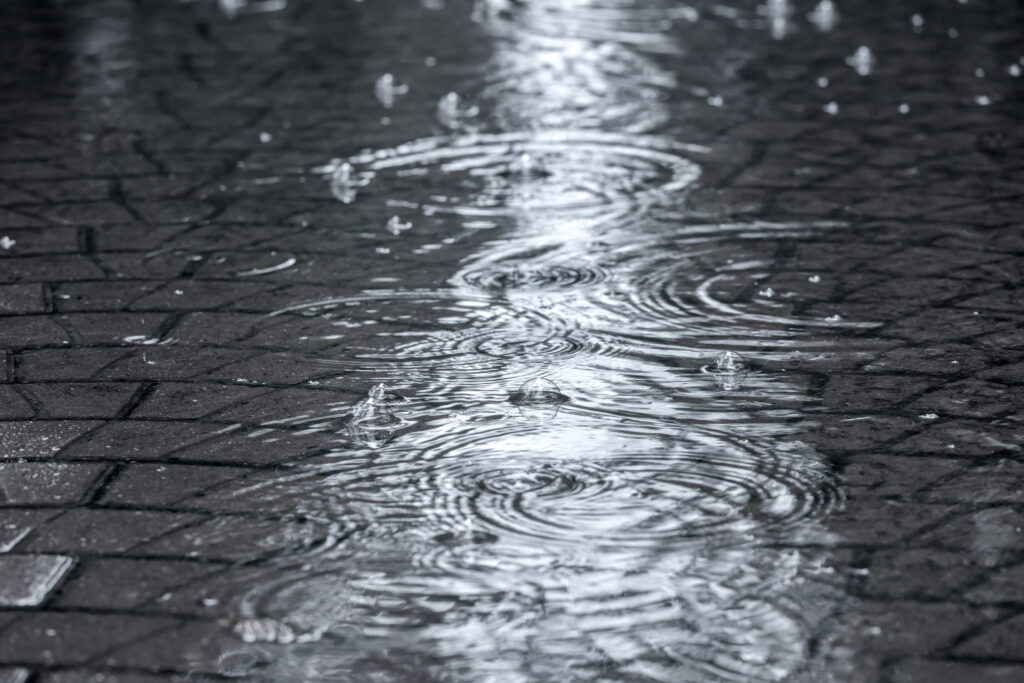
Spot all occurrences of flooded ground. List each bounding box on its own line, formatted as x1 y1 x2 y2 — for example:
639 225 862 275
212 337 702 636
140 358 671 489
0 0 1022 681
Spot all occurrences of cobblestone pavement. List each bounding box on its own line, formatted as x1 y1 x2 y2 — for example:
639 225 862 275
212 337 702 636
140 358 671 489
1 0 1023 681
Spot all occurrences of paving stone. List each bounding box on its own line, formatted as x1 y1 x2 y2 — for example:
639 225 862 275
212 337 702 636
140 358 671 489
128 281 274 312
0 669 29 683
21 510 206 555
134 515 332 562
864 548 990 600
824 601 1006 658
61 313 170 345
58 421 238 461
892 660 1024 683
0 612 176 666
0 555 74 607
18 382 141 419
54 282 162 313
0 510 62 552
954 612 1024 659
96 348 260 381
0 387 34 418
131 382 268 420
0 463 108 505
17 349 137 382
40 672 186 683
965 561 1024 605
51 558 224 611
921 459 1024 504
99 464 252 507
0 316 71 348
101 621 245 675
0 284 45 315
169 425 337 465
0 421 101 460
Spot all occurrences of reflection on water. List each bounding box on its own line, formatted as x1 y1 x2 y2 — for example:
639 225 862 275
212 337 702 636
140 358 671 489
178 2 862 680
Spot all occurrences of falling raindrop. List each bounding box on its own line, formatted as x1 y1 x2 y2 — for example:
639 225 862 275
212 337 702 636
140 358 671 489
374 73 409 108
846 46 876 76
807 0 839 31
386 216 413 235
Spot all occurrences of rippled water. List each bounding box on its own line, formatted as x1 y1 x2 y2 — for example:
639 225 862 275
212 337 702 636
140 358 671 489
181 2 863 679
17 0 1017 680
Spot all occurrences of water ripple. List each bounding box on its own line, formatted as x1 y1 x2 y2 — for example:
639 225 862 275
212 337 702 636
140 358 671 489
320 131 705 217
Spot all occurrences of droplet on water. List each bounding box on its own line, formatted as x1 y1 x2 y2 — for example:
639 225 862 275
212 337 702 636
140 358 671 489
846 46 876 76
330 162 358 204
386 216 413 235
710 350 749 374
351 384 401 428
374 73 409 109
437 92 479 130
509 377 569 406
808 0 839 31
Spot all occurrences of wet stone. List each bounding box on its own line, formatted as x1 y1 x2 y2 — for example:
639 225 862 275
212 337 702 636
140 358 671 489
99 464 252 507
0 463 108 505
0 555 74 607
0 284 45 315
51 558 224 611
22 510 206 555
892 660 1024 683
0 613 176 667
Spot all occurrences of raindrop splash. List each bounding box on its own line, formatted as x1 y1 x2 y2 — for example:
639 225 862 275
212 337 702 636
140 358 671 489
846 46 876 76
437 92 480 130
374 73 409 108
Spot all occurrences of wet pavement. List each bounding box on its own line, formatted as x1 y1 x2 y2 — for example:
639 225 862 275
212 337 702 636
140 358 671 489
1 0 1023 681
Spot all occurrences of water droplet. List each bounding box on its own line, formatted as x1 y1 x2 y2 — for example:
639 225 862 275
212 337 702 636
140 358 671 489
807 0 839 31
437 92 479 130
911 13 924 30
975 67 986 78
258 131 272 143
948 27 959 38
374 73 408 109
975 95 992 106
509 377 569 406
920 413 939 420
0 236 15 250
710 350 749 374
816 76 830 88
425 56 437 67
759 287 775 298
899 103 910 114
351 384 401 428
1010 64 1022 77
330 162 359 204
707 95 725 107
808 274 821 283
825 314 842 322
386 216 413 235
846 46 876 76
823 101 840 115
